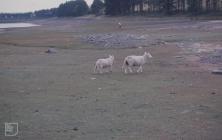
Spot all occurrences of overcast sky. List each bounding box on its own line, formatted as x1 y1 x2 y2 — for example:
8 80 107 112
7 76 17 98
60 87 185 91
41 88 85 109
0 0 93 13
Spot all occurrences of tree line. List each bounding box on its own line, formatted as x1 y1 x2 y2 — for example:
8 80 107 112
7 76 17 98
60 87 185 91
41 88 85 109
104 0 222 15
0 0 221 21
0 0 90 21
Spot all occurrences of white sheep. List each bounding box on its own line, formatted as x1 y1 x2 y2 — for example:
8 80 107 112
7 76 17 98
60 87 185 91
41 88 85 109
118 22 122 29
122 52 152 74
94 55 114 74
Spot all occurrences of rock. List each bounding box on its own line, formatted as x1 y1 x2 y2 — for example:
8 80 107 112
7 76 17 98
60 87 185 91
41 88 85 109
19 90 25 93
90 77 96 80
72 127 79 131
211 92 216 95
174 56 183 58
83 33 151 48
181 110 190 114
45 48 57 54
212 69 222 75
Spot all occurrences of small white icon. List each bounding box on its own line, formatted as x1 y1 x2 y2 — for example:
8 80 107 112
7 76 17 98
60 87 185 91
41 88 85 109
5 122 18 136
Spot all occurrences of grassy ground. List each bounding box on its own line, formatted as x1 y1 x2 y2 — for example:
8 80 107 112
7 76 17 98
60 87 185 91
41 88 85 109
0 16 222 140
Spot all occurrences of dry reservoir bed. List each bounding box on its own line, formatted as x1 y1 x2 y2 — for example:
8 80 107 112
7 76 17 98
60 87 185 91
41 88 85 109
0 17 222 140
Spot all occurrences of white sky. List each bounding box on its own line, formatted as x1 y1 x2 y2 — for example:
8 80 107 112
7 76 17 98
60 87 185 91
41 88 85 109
0 0 93 13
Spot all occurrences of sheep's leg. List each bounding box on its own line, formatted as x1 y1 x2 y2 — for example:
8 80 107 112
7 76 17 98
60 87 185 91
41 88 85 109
128 67 133 73
94 65 98 73
98 66 103 74
137 67 141 73
122 64 128 74
110 65 113 73
124 67 128 74
99 68 103 74
137 66 143 73
139 66 143 73
124 66 128 74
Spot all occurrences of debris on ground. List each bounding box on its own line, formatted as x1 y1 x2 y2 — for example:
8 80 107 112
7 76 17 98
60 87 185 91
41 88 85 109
83 33 155 48
181 110 191 114
201 49 222 64
90 77 96 80
72 127 79 131
174 56 183 58
45 48 57 54
211 69 222 75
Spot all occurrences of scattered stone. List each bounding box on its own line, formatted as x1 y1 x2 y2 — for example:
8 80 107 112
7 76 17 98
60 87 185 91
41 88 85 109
199 49 222 64
72 127 79 131
90 77 96 80
189 83 193 87
83 33 152 48
19 90 25 93
34 109 39 113
45 48 57 54
195 111 204 115
212 69 222 75
174 56 183 58
37 87 41 90
181 110 190 114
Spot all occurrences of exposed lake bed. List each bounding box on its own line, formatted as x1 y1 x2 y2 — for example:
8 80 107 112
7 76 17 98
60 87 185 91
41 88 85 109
0 17 222 140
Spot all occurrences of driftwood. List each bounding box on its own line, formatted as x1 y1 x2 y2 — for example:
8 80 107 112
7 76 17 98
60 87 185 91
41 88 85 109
212 69 222 75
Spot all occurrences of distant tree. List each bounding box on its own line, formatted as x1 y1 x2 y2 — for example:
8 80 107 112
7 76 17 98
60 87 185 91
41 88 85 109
187 0 202 15
104 0 132 15
212 0 220 11
91 0 104 15
34 8 57 18
104 0 118 15
57 0 89 17
162 0 176 15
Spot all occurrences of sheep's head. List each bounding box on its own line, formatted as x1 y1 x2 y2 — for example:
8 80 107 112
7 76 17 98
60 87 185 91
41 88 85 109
109 55 115 60
144 52 153 58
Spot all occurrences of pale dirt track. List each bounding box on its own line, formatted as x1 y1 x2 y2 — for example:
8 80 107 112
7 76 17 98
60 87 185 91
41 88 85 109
0 16 222 140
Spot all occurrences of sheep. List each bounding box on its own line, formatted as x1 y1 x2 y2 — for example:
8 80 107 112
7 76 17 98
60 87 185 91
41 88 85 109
122 52 152 74
118 22 122 29
94 55 114 74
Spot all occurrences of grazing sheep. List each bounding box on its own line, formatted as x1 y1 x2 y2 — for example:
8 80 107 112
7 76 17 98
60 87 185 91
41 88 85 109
122 52 152 74
118 22 122 29
94 55 114 74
